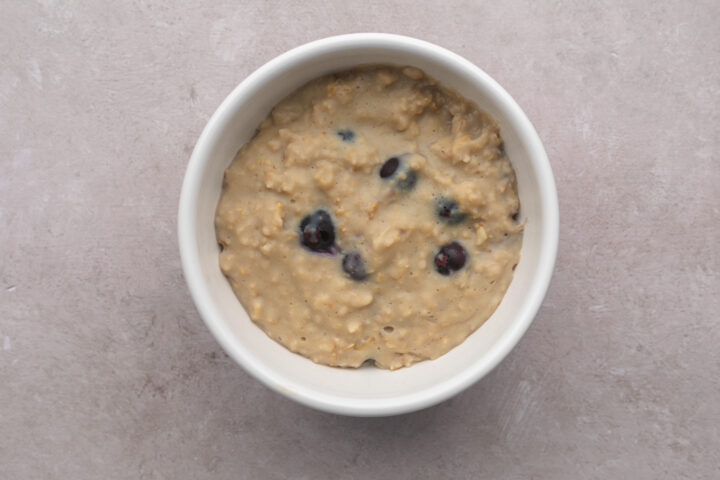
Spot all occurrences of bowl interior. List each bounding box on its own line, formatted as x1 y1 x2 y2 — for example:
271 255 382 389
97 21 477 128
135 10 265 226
180 35 557 416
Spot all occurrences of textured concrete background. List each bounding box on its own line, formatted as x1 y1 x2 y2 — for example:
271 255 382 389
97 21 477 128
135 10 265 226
1 1 718 478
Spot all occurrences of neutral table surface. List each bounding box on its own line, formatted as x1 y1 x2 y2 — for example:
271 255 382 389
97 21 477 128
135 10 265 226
2 1 719 478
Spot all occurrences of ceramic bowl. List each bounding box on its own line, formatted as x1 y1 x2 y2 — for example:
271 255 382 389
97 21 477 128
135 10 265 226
178 33 558 416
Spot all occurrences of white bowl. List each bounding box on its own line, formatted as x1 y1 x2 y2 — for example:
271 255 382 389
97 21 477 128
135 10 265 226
178 33 558 416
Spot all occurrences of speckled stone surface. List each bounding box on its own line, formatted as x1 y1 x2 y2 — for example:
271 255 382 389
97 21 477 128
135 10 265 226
1 1 718 478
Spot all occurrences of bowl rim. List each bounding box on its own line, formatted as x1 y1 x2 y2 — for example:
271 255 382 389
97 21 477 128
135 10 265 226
178 33 559 416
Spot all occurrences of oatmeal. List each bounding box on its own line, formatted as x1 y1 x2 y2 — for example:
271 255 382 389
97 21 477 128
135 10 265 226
215 65 522 370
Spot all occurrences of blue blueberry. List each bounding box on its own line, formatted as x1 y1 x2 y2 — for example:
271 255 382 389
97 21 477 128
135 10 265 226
378 155 417 190
337 129 355 142
299 209 335 253
342 252 368 281
434 241 467 275
435 198 467 224
395 169 417 190
379 157 400 178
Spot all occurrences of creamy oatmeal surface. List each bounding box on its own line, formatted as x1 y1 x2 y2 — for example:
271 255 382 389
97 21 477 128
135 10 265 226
215 65 522 370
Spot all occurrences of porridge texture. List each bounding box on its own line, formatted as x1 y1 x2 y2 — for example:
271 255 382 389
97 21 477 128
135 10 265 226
215 65 523 370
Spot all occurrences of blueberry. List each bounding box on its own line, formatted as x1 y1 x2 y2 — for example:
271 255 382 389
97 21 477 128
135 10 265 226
379 157 399 178
337 129 355 142
378 156 417 190
395 169 417 190
342 251 368 281
299 209 335 253
434 241 467 275
435 198 467 224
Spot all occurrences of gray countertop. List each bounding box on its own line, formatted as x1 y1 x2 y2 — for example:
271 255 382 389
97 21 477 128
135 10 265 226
2 1 718 478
